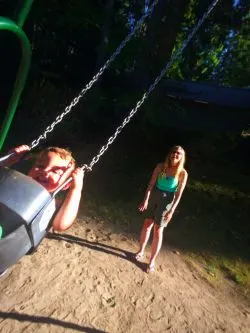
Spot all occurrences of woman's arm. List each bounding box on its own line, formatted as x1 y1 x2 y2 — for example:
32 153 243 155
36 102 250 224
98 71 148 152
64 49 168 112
139 163 162 211
164 169 188 222
52 168 84 231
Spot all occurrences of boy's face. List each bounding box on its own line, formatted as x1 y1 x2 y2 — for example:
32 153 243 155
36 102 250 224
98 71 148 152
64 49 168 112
28 151 74 193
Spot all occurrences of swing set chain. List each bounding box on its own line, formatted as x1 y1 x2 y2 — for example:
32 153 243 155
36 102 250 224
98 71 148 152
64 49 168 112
30 0 159 150
84 0 220 172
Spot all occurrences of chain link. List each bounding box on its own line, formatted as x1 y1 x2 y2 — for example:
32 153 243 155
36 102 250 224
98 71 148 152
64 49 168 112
84 0 220 172
241 128 250 137
30 0 159 149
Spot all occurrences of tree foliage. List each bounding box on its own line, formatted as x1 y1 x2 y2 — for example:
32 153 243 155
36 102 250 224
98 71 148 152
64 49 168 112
0 0 249 138
1 0 249 87
167 0 250 87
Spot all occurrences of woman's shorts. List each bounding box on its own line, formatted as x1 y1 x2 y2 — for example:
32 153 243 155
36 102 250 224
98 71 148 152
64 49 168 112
146 188 175 227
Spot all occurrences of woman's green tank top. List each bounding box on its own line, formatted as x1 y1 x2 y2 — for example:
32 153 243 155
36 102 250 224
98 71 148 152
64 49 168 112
156 173 178 192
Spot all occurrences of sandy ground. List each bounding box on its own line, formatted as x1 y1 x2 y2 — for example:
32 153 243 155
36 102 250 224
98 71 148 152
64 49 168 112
0 216 249 333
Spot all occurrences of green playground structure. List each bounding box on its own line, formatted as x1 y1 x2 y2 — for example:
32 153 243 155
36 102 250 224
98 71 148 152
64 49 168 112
0 0 33 150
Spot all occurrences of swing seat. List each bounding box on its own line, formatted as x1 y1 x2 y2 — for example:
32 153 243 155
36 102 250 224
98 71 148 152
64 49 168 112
0 224 32 272
0 167 54 272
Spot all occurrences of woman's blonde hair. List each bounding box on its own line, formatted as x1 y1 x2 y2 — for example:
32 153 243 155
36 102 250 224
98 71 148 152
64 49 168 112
162 145 186 178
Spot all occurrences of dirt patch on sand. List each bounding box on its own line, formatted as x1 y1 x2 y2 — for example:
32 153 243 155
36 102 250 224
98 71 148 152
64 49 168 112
0 216 249 333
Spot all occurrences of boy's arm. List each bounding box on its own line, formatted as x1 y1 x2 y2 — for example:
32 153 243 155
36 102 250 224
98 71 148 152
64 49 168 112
1 145 30 167
52 168 84 231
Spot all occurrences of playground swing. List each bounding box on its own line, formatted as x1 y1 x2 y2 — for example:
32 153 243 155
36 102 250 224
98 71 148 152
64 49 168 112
0 0 159 273
0 0 160 273
0 0 220 273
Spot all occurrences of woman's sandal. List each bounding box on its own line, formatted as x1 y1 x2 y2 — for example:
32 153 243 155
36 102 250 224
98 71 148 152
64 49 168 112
134 252 144 261
146 263 155 273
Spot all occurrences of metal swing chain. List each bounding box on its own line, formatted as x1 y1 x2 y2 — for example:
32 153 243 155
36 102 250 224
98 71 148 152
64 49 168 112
83 0 220 172
30 0 159 149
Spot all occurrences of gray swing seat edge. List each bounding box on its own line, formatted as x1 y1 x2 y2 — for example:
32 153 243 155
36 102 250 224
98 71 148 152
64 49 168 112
0 167 53 272
0 167 52 223
0 224 32 272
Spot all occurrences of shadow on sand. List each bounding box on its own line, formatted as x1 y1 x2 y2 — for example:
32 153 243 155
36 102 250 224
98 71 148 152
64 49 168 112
0 311 106 333
46 232 148 272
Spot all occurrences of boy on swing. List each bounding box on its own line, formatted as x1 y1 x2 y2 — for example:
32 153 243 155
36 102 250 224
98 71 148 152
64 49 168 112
2 144 84 232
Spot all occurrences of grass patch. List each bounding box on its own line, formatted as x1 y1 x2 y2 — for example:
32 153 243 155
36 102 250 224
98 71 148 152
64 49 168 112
188 180 250 199
220 259 250 286
189 252 250 297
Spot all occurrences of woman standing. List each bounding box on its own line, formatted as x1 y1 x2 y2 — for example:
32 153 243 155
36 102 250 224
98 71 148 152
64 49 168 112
135 145 188 273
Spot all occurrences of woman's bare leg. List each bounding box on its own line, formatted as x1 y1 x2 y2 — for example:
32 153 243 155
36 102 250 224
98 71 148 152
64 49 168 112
148 224 164 271
136 218 154 258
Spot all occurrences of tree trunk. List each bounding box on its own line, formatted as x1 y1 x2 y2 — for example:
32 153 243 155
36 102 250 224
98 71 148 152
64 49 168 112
132 0 189 91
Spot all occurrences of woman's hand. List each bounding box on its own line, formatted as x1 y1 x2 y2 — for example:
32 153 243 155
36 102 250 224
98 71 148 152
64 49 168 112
163 210 173 224
139 200 148 212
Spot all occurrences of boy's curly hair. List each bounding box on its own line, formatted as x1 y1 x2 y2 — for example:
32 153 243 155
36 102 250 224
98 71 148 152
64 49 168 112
38 147 76 167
